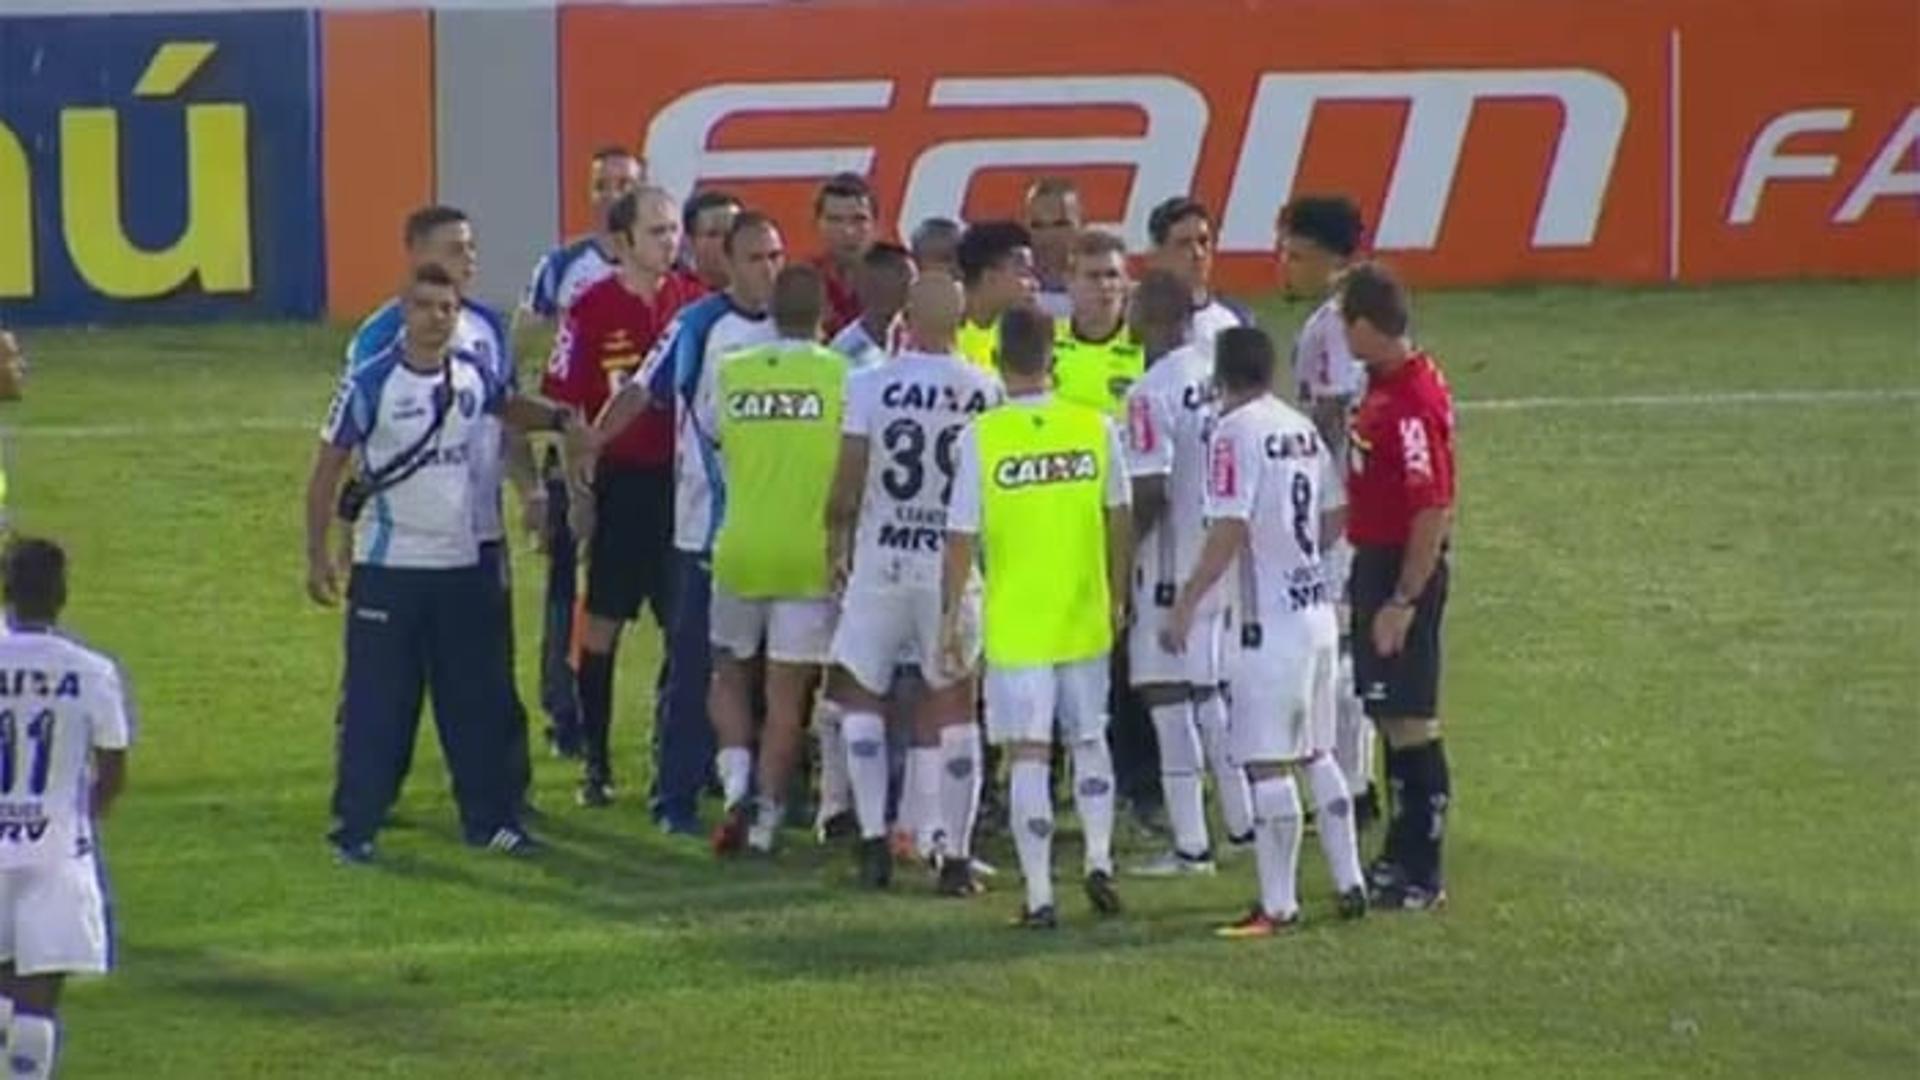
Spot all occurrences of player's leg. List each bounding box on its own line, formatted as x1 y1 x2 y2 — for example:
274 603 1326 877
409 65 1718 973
1216 627 1304 937
751 600 836 852
576 469 642 805
4 846 110 1078
826 588 904 861
629 466 684 828
0 970 60 1080
1371 559 1451 909
706 588 764 855
654 549 716 834
427 565 525 851
1332 647 1379 830
811 697 854 841
331 566 428 857
1192 612 1255 847
1060 657 1121 916
538 445 583 758
1297 644 1367 916
1127 596 1213 875
482 541 535 814
987 667 1060 926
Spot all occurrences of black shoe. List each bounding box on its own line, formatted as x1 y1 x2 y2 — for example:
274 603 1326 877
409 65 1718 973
1366 856 1406 895
331 839 375 866
1354 786 1380 832
544 724 583 760
1127 801 1170 841
576 777 613 808
857 837 893 890
1084 869 1122 917
819 810 859 844
1374 879 1447 913
1337 885 1369 921
978 791 1009 837
475 826 539 856
1010 904 1058 930
937 856 983 898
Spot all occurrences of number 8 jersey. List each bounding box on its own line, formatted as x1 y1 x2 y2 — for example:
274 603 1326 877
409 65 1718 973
842 351 1003 589
0 629 132 869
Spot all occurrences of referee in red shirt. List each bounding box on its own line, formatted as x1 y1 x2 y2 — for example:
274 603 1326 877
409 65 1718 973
543 187 704 808
1339 263 1457 912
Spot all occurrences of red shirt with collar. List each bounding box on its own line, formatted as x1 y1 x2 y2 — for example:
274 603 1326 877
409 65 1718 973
815 255 862 338
1346 351 1456 546
543 273 703 468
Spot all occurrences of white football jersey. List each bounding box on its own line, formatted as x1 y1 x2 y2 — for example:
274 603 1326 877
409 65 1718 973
843 351 1002 588
1189 296 1254 348
1123 343 1220 610
0 630 132 870
1203 395 1343 640
1291 295 1365 408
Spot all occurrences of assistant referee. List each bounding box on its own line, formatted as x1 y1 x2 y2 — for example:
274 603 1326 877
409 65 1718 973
1337 263 1457 912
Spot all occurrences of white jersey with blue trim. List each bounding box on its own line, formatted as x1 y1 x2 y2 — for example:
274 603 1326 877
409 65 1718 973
323 346 505 570
0 628 133 870
1189 295 1255 347
522 237 617 322
344 299 514 543
639 294 776 553
828 318 892 372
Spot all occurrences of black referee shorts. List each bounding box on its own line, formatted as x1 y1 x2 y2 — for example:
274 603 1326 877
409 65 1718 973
585 464 673 626
1349 544 1449 720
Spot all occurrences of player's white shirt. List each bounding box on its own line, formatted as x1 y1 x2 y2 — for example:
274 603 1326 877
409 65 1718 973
1204 395 1342 646
1292 295 1365 408
829 318 894 371
324 349 502 569
1189 296 1254 348
0 629 132 870
843 351 1003 590
1032 286 1073 321
948 393 1132 534
522 237 617 322
678 307 777 553
1124 343 1221 611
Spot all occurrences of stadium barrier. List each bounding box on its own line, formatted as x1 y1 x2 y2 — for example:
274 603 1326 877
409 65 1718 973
0 0 1912 326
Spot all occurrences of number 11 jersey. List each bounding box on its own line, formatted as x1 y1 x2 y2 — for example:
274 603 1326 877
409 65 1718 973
0 629 133 870
843 351 1003 590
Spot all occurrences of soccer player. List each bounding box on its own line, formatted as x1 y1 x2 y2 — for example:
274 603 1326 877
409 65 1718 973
343 206 539 811
828 242 914 369
542 188 704 811
1147 196 1254 346
909 218 962 277
1024 177 1083 319
825 272 1001 891
1161 327 1367 937
814 173 879 337
592 211 784 834
1123 271 1255 877
1278 194 1379 828
944 305 1132 928
518 146 644 342
954 221 1038 369
0 538 131 1080
1338 264 1456 911
680 189 743 291
700 266 848 855
1051 230 1142 417
309 264 584 862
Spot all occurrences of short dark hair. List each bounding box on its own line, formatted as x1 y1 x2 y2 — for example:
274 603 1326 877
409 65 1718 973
403 205 467 248
1072 229 1127 262
683 189 741 234
724 210 778 256
1339 262 1410 337
412 262 458 290
605 187 674 238
814 172 875 218
2 537 66 623
1147 196 1210 247
1280 195 1364 258
955 221 1032 287
591 144 638 166
771 264 825 337
996 305 1052 377
911 217 961 250
1214 326 1277 393
862 242 912 273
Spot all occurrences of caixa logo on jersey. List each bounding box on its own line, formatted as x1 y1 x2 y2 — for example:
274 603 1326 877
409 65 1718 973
994 450 1098 490
643 71 1626 286
0 12 322 326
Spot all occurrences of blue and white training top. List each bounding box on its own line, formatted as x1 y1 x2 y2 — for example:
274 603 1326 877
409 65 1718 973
636 293 775 554
522 236 618 322
322 344 505 570
344 298 513 544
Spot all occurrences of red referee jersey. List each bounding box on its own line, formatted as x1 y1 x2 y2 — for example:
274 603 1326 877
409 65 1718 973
1347 351 1456 546
543 272 704 468
816 255 862 338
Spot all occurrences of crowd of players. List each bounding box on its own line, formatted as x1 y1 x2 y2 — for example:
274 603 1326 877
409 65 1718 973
301 148 1460 937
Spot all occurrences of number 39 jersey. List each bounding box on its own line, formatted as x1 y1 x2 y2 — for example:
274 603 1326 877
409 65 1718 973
1204 396 1344 640
843 351 1003 589
0 630 133 869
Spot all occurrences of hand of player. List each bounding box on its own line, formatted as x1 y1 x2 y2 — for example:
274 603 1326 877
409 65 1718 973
1372 602 1415 657
1158 596 1193 655
522 489 549 553
306 553 342 607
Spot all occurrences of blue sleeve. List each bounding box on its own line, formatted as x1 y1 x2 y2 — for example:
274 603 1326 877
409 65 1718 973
470 301 516 391
525 252 559 319
643 301 712 404
344 303 402 372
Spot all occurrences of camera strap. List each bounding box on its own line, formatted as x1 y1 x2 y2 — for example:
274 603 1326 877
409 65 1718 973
357 361 456 501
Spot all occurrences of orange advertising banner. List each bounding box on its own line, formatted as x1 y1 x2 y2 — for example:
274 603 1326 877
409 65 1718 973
558 0 1915 291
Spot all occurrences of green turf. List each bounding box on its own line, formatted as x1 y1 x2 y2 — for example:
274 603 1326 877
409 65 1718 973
8 280 1918 1078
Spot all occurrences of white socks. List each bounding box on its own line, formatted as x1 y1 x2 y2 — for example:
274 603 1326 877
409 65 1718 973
840 711 890 840
1304 755 1365 893
1150 701 1210 858
1333 662 1375 794
1251 775 1303 920
814 703 851 825
8 1014 55 1080
749 797 783 852
716 747 752 809
907 746 941 856
937 724 982 861
1195 691 1254 839
1069 738 1116 877
1009 758 1055 912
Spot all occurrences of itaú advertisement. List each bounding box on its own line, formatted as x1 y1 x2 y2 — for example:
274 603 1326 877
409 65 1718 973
559 0 1916 290
0 12 322 326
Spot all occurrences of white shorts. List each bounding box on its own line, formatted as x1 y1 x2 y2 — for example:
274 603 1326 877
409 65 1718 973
0 855 111 976
710 588 836 664
1128 599 1225 687
831 584 979 694
984 657 1109 746
1226 628 1337 765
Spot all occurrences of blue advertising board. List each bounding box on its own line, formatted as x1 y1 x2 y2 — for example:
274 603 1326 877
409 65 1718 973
0 11 321 325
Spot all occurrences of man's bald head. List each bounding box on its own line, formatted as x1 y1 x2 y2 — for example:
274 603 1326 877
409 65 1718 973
907 270 965 350
1130 268 1191 359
